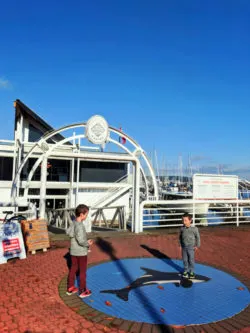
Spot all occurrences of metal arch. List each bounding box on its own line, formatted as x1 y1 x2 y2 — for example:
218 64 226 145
22 134 87 198
12 121 158 200
22 134 149 199
108 138 149 199
12 123 88 198
110 127 158 198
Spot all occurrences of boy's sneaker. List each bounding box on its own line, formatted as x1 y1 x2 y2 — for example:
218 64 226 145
182 271 189 278
79 289 92 298
189 272 196 279
66 286 78 295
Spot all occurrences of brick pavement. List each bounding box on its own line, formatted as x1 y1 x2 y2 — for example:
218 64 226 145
0 227 249 333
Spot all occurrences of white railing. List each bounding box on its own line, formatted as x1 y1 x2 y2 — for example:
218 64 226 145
239 191 250 199
91 185 131 207
46 205 126 231
91 205 126 230
140 199 250 231
0 140 15 146
46 207 75 230
88 174 131 207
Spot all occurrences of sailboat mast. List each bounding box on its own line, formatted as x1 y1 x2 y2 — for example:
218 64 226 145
178 154 183 185
188 154 193 185
154 150 160 181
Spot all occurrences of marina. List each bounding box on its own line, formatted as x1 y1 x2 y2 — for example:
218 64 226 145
0 100 249 232
1 3 250 332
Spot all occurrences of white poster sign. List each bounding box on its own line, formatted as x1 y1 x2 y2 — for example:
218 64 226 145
193 174 238 200
0 221 26 264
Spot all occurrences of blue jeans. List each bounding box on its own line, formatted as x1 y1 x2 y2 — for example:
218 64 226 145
182 246 195 273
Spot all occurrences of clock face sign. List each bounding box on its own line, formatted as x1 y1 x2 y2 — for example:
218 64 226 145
77 258 250 326
85 115 109 145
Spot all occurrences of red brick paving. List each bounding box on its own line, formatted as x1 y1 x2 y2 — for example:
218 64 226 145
0 227 249 333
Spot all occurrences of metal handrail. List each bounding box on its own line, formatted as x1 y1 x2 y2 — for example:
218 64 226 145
46 205 126 230
140 198 250 232
88 175 131 207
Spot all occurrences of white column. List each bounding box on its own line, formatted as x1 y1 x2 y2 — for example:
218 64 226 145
127 162 131 179
236 200 239 227
131 163 135 232
69 158 75 208
39 157 47 219
15 141 22 204
12 131 17 181
75 158 80 207
134 159 141 233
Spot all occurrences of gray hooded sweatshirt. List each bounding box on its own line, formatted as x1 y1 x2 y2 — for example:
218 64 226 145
66 220 89 256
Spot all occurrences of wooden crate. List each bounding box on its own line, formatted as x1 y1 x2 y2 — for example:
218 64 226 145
21 219 50 254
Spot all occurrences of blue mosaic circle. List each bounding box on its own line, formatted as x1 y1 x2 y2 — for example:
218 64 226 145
80 258 250 325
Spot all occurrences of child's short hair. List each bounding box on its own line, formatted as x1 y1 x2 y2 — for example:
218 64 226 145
182 212 192 220
75 204 89 217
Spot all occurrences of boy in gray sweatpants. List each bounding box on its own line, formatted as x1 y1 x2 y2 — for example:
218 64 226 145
179 212 200 279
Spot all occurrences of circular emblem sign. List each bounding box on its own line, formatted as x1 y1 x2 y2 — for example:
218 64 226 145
85 115 109 145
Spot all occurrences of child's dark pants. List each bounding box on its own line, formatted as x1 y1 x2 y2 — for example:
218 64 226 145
68 255 87 292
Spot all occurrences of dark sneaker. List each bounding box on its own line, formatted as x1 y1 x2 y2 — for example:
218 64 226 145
189 272 196 279
79 289 92 298
182 271 189 278
66 286 79 295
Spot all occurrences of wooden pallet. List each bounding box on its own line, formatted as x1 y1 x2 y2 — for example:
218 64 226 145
21 219 50 255
30 247 48 255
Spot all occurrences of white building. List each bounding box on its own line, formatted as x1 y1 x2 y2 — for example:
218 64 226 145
0 100 158 232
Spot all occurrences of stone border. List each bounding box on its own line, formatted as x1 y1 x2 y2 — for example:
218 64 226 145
58 257 250 333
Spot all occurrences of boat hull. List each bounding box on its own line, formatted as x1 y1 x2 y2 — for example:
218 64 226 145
161 200 210 216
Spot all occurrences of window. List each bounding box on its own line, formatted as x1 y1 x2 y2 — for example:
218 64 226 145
21 158 41 181
47 159 70 182
78 161 127 182
0 157 13 180
28 124 44 142
28 188 40 195
46 189 68 195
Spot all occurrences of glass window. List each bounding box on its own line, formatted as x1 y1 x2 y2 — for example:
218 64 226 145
21 158 41 181
47 159 70 182
28 124 44 142
20 158 70 182
79 161 127 182
0 157 13 180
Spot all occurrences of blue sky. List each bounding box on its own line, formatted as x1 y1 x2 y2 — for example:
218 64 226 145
1 0 250 177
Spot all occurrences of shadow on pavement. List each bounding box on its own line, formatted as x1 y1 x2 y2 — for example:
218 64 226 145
95 237 174 333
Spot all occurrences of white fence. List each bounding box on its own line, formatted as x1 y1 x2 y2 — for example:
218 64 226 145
46 205 126 231
140 199 250 232
45 199 250 234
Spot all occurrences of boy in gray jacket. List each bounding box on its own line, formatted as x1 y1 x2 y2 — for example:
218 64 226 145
179 212 200 279
66 204 93 298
